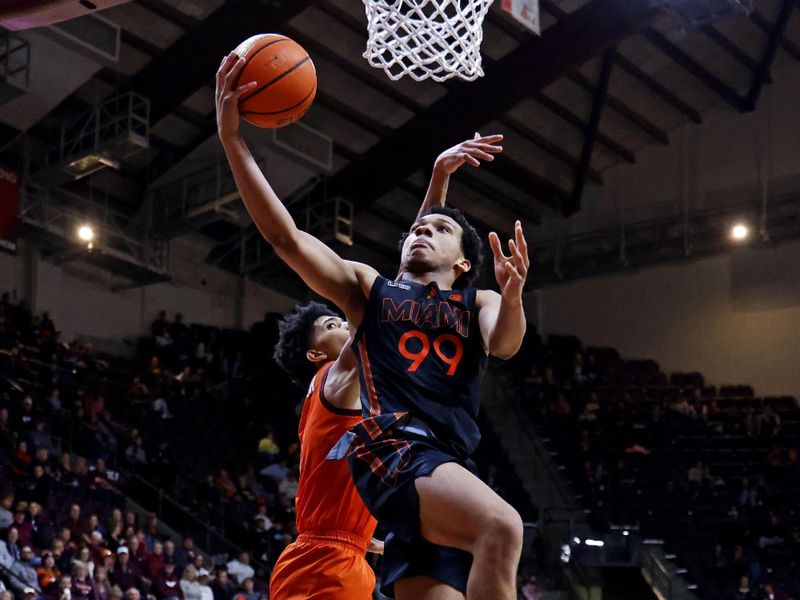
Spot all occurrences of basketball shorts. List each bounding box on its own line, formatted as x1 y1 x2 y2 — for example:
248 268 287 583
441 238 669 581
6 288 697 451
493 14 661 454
269 531 375 600
345 414 474 598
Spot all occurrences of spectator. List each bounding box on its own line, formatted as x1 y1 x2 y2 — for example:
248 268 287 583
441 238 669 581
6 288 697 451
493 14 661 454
11 440 32 479
110 548 141 594
0 494 14 529
92 568 112 600
174 539 194 573
63 505 84 541
37 551 60 595
178 566 202 600
234 579 259 600
143 514 159 552
153 558 182 600
124 438 147 467
76 548 95 579
10 546 39 593
148 543 164 580
224 554 253 586
209 570 234 600
194 570 212 600
124 589 140 600
51 540 72 574
277 471 299 505
259 460 289 486
57 576 72 600
70 563 95 600
12 508 33 548
0 528 21 568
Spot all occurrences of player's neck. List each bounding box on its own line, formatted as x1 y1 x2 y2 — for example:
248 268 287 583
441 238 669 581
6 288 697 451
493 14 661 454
398 270 456 290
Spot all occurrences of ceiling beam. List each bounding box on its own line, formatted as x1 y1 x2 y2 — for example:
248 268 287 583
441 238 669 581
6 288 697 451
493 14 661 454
566 70 668 144
643 29 748 111
498 114 604 184
325 0 656 214
532 91 636 163
699 25 765 78
750 11 800 63
745 0 795 110
612 52 701 123
569 50 614 216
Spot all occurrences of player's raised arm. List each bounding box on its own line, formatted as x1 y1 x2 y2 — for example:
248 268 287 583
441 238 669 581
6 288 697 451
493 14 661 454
477 220 529 359
416 133 504 220
216 52 374 320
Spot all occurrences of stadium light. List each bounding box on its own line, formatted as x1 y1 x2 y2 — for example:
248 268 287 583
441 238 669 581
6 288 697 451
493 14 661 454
78 225 94 242
730 223 749 241
585 539 605 547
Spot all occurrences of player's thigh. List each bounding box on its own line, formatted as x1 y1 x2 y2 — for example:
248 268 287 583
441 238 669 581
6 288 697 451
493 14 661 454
414 461 522 552
394 576 465 600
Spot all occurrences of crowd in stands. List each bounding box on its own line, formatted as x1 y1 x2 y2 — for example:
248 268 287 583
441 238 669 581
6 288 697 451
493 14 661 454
506 331 800 600
0 292 537 599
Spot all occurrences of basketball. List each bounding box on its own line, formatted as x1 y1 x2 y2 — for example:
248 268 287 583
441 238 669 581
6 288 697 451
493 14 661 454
232 34 316 129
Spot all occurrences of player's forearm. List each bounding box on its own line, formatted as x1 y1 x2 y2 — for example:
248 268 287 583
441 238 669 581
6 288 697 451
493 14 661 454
416 165 451 220
489 296 526 359
221 134 300 250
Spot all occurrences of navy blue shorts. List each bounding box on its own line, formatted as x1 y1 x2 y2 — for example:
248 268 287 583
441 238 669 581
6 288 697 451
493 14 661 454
346 414 474 598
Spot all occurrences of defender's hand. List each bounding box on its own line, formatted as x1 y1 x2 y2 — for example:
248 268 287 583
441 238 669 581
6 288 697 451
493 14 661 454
216 52 257 141
367 537 385 555
489 221 529 301
434 132 504 176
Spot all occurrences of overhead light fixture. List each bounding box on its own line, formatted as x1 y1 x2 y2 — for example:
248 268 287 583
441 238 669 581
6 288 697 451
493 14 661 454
731 223 749 241
78 225 94 242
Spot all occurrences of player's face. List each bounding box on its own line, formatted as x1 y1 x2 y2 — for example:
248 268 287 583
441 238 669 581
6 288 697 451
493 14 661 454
308 315 350 362
401 214 468 278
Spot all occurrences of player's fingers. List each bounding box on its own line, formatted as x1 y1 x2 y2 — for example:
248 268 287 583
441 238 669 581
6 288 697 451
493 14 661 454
223 57 246 92
473 131 481 140
463 148 494 162
216 53 237 87
463 142 502 155
509 240 527 276
464 154 480 167
514 220 530 268
475 133 503 143
489 232 508 261
231 81 257 101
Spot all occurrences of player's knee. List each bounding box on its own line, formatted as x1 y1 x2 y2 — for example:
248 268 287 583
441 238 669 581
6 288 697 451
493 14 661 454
481 505 523 554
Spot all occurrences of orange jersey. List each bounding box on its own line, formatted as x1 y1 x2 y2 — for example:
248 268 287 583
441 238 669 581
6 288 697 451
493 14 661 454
294 362 377 541
270 363 377 600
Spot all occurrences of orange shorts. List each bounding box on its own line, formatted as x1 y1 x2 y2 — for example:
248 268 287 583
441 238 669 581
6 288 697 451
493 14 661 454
269 531 375 600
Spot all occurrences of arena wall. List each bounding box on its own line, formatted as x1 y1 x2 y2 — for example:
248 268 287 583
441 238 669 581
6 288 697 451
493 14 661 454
538 238 800 398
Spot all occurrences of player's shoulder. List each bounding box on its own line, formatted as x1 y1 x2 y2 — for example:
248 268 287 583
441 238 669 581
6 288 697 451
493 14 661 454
345 261 380 296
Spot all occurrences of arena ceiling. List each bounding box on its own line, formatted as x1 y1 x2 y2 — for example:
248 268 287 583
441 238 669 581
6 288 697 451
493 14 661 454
0 0 798 295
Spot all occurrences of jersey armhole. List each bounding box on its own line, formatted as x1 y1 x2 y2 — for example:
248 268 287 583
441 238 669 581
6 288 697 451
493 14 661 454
318 364 362 417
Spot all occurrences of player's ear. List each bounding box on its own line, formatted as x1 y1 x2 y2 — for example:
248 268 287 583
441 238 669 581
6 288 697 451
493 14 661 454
454 258 471 280
306 348 327 364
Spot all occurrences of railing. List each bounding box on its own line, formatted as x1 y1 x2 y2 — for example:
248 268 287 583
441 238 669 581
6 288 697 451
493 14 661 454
122 474 271 576
643 547 674 600
487 365 577 509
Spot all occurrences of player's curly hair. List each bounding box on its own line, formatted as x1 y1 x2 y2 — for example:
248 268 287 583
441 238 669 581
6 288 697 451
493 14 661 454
274 301 338 385
399 206 484 289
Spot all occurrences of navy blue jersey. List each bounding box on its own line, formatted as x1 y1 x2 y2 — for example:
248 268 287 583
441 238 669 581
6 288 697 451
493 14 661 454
351 276 488 456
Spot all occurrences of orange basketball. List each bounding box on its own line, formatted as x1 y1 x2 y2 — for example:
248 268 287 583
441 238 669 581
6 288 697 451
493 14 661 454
233 34 317 129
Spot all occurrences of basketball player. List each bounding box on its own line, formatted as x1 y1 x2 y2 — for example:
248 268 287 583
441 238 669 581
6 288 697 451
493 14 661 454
217 52 528 600
268 138 497 599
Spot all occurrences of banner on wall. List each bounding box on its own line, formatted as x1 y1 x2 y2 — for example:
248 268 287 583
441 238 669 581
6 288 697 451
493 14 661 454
0 165 19 253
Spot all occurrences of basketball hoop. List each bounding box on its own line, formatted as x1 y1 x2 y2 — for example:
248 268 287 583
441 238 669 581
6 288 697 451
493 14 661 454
362 0 494 82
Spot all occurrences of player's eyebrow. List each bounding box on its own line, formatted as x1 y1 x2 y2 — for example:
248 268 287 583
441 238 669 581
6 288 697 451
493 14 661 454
322 316 339 327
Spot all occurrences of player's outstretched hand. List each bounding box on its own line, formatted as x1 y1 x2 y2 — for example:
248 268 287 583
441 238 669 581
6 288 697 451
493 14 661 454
434 132 504 176
489 220 529 301
367 538 385 555
216 52 257 141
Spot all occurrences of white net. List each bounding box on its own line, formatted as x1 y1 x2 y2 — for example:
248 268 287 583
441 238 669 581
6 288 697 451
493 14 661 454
362 0 495 82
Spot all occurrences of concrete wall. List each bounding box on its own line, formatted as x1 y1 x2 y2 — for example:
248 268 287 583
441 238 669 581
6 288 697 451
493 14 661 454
538 238 800 398
0 234 297 353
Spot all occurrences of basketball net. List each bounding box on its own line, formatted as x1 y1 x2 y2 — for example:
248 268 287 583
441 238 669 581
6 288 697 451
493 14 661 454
362 0 495 82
